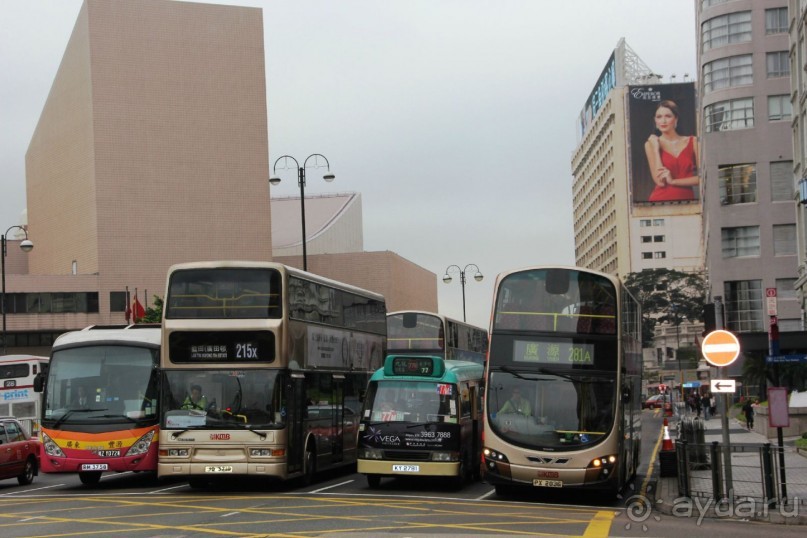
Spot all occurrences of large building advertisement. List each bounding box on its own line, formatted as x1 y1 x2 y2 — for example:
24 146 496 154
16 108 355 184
627 83 699 205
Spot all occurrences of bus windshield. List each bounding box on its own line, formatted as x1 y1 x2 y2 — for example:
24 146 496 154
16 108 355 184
44 346 158 424
487 370 615 450
387 312 444 352
162 369 283 429
364 380 457 423
493 269 616 334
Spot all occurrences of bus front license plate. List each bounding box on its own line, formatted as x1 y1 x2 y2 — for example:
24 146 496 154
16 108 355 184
392 465 419 473
205 466 233 473
533 479 562 488
81 464 108 471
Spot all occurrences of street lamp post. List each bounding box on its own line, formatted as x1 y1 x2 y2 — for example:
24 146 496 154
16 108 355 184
270 154 335 272
442 264 483 322
2 226 34 353
671 302 683 403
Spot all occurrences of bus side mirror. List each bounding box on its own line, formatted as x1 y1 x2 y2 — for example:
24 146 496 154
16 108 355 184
33 373 44 393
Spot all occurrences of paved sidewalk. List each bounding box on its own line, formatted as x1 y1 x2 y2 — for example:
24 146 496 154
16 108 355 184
649 410 807 525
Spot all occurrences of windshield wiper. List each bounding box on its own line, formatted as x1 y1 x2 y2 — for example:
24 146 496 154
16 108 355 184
538 368 614 384
500 365 529 380
97 414 136 423
53 408 106 428
247 428 267 440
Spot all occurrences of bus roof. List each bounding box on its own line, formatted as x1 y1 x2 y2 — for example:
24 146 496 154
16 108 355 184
371 355 484 383
166 260 385 302
0 354 49 363
52 325 162 350
387 310 486 331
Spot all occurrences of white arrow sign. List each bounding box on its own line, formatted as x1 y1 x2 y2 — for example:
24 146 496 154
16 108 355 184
710 379 736 393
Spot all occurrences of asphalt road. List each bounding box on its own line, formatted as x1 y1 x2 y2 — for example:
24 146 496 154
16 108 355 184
2 410 801 537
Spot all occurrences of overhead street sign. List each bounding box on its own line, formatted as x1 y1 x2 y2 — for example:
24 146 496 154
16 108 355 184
701 330 741 367
766 354 807 364
710 379 736 393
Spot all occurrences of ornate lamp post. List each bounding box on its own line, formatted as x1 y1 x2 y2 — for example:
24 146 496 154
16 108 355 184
270 154 335 272
2 225 34 353
442 264 483 322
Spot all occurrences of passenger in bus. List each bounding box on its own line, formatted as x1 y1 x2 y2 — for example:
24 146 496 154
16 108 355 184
181 384 208 411
499 387 532 416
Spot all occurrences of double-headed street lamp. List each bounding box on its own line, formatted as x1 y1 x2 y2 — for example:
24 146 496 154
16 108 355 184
442 264 483 322
2 226 34 353
270 154 335 272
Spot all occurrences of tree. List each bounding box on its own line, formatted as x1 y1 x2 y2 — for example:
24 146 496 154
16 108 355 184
623 268 707 347
140 296 163 324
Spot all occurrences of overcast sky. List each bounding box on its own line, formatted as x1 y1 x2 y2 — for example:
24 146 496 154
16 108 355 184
0 0 697 328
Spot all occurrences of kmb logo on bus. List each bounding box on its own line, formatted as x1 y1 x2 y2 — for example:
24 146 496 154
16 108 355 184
536 471 559 478
210 433 231 440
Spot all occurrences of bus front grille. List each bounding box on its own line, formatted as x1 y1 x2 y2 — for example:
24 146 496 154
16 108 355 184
384 450 430 461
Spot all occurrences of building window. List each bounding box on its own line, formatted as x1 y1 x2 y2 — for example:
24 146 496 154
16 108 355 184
654 235 665 242
654 252 666 259
641 236 652 243
766 51 790 78
704 98 754 132
110 291 127 312
768 95 792 122
724 280 763 332
642 252 652 259
770 161 793 201
701 0 738 7
653 219 664 226
701 11 752 51
765 7 788 35
640 219 652 227
703 55 752 93
4 292 100 314
776 278 797 299
778 318 801 331
719 163 757 204
773 224 797 255
721 226 760 258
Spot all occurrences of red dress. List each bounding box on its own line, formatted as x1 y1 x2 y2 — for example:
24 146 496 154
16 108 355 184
648 136 696 202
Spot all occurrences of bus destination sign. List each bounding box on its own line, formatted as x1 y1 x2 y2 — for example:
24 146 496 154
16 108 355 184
513 340 594 366
391 357 435 377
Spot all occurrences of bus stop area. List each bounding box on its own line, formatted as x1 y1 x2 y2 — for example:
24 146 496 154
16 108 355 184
651 413 807 524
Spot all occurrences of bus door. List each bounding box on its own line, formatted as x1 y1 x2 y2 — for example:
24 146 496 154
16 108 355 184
286 373 306 474
331 374 344 463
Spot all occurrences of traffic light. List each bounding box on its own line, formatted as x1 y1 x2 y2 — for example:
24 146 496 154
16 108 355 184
702 303 716 335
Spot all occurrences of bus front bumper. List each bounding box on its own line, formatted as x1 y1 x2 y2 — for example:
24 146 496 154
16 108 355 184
41 450 158 474
157 461 288 478
358 459 460 477
483 460 617 490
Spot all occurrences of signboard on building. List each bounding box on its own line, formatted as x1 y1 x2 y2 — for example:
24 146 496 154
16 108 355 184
626 82 699 205
577 51 617 139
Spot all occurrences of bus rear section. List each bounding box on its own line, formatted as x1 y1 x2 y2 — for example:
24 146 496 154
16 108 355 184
37 326 161 485
357 355 484 488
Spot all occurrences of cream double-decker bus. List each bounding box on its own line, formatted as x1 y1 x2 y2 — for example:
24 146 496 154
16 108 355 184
482 266 642 497
157 261 386 488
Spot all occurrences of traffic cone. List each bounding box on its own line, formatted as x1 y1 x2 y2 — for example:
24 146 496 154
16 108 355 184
661 417 674 451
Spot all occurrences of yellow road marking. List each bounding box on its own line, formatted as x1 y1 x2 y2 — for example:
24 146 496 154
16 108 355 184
582 509 616 537
640 416 666 499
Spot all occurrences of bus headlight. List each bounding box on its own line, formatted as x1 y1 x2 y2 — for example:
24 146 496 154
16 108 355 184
587 454 617 471
358 448 383 460
41 432 65 458
126 430 155 457
431 451 459 462
483 447 510 463
158 448 190 457
249 448 285 457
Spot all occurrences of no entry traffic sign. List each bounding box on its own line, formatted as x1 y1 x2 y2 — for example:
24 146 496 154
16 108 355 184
701 329 740 367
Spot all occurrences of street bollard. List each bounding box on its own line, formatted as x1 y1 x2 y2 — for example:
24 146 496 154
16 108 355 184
762 443 776 508
710 441 723 500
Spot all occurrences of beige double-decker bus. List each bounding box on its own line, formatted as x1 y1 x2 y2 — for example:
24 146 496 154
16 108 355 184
482 266 642 497
157 261 386 488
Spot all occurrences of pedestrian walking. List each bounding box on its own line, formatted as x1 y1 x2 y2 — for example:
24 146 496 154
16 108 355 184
742 398 755 429
701 393 711 420
709 395 716 417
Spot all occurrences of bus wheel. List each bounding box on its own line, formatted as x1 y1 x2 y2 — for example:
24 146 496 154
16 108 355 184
17 457 36 485
453 454 468 488
302 445 316 486
494 484 514 496
366 475 381 488
79 471 102 485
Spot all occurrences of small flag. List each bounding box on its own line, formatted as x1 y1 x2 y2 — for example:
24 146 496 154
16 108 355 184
133 296 146 323
124 287 132 324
